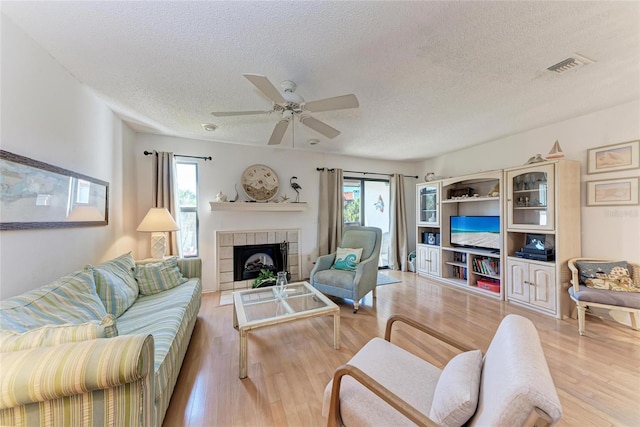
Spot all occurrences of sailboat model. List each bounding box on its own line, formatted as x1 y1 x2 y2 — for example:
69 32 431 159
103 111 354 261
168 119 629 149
546 140 564 159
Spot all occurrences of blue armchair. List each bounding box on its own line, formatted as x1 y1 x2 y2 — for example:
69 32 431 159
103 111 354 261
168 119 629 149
310 226 382 313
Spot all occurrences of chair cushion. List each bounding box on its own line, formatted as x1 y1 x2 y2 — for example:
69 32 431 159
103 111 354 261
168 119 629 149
332 247 363 271
135 256 188 295
429 350 483 427
322 337 441 426
0 315 117 352
569 285 640 309
313 269 356 289
575 260 639 292
87 252 139 317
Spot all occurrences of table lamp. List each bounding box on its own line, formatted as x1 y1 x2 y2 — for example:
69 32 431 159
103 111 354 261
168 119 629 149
137 208 179 259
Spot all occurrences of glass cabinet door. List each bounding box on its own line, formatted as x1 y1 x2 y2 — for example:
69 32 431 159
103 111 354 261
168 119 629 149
506 164 555 231
417 183 439 226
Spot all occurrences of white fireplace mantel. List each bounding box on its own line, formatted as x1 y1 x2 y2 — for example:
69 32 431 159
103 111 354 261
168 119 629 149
209 202 307 212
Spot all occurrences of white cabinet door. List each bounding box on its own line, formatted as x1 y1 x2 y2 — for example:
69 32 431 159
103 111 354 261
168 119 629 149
506 259 529 303
417 245 430 275
506 163 555 231
426 246 441 277
529 263 556 311
506 258 556 312
417 183 440 226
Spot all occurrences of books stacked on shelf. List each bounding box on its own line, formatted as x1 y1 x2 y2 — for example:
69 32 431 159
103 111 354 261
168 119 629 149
454 252 467 263
473 257 499 276
452 265 467 280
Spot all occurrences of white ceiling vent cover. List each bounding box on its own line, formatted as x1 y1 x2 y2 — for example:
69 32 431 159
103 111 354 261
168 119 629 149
547 54 595 74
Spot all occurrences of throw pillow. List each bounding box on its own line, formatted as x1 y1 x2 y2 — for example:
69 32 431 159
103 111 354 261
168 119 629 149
135 257 188 295
575 260 640 293
0 314 117 352
429 349 483 427
332 247 364 271
88 252 139 317
0 269 108 333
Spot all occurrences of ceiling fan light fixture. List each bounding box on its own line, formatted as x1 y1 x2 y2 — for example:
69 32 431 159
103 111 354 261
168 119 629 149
201 123 218 131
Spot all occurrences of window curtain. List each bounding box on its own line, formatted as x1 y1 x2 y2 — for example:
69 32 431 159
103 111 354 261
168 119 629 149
318 168 344 256
389 173 408 271
152 151 180 257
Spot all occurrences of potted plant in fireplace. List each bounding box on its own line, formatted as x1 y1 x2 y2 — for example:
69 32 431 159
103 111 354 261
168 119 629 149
252 269 277 288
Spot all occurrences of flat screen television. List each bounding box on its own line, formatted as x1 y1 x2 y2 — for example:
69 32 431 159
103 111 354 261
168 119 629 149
450 216 501 251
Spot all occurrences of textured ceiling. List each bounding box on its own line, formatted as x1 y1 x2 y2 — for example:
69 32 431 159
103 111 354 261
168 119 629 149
2 1 639 161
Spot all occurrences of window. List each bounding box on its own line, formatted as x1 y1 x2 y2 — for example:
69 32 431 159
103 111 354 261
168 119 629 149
176 162 199 257
344 177 390 267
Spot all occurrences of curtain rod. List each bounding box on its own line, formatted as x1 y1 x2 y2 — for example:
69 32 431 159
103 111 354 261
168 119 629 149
143 150 212 161
316 167 418 179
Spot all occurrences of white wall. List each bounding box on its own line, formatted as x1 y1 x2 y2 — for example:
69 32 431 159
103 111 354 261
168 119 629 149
0 15 136 298
421 100 640 263
130 134 421 292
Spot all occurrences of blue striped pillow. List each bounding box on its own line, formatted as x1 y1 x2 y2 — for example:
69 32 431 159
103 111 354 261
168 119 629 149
135 257 188 295
0 270 108 332
87 252 138 317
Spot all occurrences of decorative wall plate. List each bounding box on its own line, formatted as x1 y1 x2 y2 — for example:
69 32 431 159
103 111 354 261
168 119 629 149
241 164 279 202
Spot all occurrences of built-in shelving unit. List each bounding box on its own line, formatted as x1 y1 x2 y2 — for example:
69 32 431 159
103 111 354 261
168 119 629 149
210 202 307 212
503 159 581 319
414 160 581 317
439 170 504 299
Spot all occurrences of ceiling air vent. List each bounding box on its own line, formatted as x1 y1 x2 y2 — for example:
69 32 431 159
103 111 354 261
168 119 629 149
547 54 595 74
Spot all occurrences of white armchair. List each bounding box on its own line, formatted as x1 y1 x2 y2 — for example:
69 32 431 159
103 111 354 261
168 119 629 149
323 314 562 426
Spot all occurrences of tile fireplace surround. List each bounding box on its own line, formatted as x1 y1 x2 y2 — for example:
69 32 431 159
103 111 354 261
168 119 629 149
216 229 301 291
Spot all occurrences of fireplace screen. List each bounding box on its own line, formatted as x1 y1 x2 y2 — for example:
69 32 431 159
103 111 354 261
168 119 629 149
233 243 284 281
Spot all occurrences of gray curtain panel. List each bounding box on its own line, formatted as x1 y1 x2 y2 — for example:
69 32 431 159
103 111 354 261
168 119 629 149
318 168 344 256
389 173 408 271
152 151 180 256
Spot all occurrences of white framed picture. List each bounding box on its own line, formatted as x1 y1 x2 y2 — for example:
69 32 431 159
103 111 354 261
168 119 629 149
586 177 639 206
587 140 640 174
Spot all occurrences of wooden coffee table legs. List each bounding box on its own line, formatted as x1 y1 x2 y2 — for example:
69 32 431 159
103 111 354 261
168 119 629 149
238 309 340 379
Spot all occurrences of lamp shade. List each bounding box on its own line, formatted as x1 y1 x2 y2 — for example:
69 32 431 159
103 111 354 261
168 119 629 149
136 208 179 232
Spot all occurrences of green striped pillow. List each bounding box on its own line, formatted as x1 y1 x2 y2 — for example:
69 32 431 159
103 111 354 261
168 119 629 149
87 252 139 317
0 270 108 332
0 314 117 352
135 257 188 295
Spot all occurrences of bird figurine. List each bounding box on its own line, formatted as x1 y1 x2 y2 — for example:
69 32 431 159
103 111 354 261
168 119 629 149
290 176 302 203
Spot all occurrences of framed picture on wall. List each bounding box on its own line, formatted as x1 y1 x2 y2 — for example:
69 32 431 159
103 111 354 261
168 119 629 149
586 177 639 206
587 140 639 174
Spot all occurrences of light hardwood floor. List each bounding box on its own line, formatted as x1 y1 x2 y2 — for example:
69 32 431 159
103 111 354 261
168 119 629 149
163 271 640 427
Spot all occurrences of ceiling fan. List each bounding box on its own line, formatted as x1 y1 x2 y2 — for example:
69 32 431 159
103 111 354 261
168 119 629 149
212 74 359 146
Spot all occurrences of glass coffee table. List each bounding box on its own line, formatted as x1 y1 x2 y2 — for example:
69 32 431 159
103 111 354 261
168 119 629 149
233 281 340 379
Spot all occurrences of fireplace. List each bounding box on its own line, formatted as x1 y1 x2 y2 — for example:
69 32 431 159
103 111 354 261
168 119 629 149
233 243 285 281
217 229 301 291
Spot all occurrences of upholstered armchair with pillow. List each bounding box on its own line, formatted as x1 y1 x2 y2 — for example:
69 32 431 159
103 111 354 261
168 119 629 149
568 258 640 335
323 314 562 427
310 226 382 313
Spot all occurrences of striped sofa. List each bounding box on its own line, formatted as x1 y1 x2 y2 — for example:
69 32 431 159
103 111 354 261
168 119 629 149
0 255 202 427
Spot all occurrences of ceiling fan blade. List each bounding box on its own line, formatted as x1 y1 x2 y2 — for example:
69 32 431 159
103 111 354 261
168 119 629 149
268 119 291 145
211 110 271 117
243 74 286 104
303 94 359 113
300 115 340 139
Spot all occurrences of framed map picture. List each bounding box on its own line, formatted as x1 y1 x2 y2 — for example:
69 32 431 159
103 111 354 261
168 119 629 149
587 140 639 174
0 150 109 230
